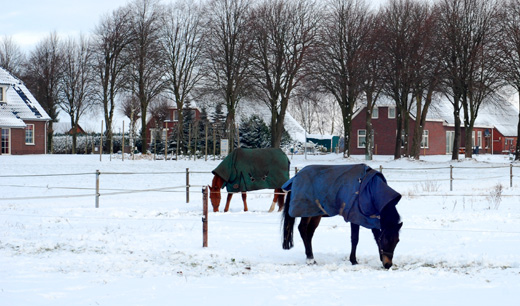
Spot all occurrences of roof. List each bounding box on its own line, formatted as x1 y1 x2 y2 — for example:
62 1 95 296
0 66 51 128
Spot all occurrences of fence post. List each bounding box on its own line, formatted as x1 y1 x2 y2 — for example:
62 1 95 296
510 164 513 188
186 168 190 203
202 186 208 248
95 170 100 208
450 165 453 191
295 167 298 174
379 165 383 173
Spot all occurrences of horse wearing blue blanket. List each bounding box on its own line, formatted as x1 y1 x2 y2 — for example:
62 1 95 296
282 164 402 269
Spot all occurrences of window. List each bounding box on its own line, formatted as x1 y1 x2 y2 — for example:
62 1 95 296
1 128 10 154
0 87 5 102
446 131 455 154
25 124 34 145
388 107 396 119
357 130 366 148
372 107 379 119
421 130 429 148
173 110 179 121
477 131 482 147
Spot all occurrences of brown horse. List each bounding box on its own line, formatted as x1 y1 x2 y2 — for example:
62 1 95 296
209 174 285 212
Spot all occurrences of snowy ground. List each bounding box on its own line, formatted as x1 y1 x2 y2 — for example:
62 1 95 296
1 153 519 306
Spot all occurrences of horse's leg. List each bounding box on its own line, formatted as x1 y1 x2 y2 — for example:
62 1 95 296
298 216 322 264
241 192 248 211
268 190 277 212
371 228 383 261
349 223 360 265
276 188 284 212
224 193 233 212
268 188 284 212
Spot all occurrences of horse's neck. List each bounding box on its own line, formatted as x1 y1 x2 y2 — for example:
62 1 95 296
212 175 225 189
380 205 400 229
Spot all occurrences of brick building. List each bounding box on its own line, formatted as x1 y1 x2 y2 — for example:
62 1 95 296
0 67 51 155
350 96 518 156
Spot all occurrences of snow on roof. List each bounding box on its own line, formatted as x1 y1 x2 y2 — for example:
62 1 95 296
0 66 51 128
0 104 25 128
235 99 306 142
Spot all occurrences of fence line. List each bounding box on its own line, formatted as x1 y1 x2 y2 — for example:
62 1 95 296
2 164 520 205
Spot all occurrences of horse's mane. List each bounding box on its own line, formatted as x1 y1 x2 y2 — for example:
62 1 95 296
381 204 401 229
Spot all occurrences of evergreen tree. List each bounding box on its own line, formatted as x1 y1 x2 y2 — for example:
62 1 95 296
239 115 270 148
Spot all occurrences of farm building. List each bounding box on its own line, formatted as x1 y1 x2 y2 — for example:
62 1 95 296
349 94 518 156
0 67 50 155
145 99 307 149
145 105 201 147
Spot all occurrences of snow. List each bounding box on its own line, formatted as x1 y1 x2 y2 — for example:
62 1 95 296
1 153 520 305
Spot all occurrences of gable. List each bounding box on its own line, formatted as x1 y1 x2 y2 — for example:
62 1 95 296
0 67 50 128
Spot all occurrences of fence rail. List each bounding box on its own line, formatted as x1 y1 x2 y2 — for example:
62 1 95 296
1 164 520 206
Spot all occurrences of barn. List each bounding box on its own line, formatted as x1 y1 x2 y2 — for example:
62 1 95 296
0 67 50 155
349 95 518 156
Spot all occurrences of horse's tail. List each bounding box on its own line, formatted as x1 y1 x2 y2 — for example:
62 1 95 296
282 191 295 250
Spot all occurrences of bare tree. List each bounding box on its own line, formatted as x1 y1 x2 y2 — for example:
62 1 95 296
250 0 319 148
314 0 373 157
498 0 520 160
120 94 141 153
378 0 430 159
58 35 96 154
360 14 384 160
438 0 501 159
22 32 63 153
0 36 25 77
127 0 166 153
162 0 204 156
407 2 442 160
92 6 133 154
204 0 254 149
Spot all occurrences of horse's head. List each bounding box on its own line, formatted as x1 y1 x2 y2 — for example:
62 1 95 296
209 175 224 212
377 222 403 269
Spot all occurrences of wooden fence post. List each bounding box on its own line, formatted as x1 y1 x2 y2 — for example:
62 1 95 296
186 168 190 203
510 164 513 188
95 170 100 208
202 186 208 248
379 165 383 173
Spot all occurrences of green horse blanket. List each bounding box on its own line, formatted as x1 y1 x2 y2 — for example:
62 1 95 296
212 148 290 192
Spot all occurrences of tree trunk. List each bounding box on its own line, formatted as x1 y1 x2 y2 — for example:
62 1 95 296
452 108 461 160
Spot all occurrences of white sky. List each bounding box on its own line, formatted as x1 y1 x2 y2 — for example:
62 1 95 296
3 0 130 53
4 0 387 54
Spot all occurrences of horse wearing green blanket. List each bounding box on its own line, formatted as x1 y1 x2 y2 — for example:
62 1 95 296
210 148 290 212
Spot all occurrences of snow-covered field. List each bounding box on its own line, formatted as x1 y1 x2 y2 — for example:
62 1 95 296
1 153 519 306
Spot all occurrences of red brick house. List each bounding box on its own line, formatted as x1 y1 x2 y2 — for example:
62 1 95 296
0 67 51 155
350 96 518 156
145 106 201 146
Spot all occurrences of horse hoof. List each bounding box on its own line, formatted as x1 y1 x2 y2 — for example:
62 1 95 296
306 258 317 265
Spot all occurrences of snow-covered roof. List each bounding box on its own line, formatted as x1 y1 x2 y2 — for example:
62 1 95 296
0 66 51 128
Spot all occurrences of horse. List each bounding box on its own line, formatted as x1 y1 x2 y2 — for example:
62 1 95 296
209 148 290 212
281 164 403 269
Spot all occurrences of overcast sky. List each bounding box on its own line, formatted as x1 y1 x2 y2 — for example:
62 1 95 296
4 0 387 54
3 0 130 52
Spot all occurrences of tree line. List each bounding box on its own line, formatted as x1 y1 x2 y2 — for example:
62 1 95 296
1 0 520 160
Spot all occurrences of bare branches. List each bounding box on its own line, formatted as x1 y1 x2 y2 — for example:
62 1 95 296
250 0 319 148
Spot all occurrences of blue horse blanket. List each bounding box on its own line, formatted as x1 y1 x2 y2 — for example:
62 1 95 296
282 164 401 229
212 148 290 192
